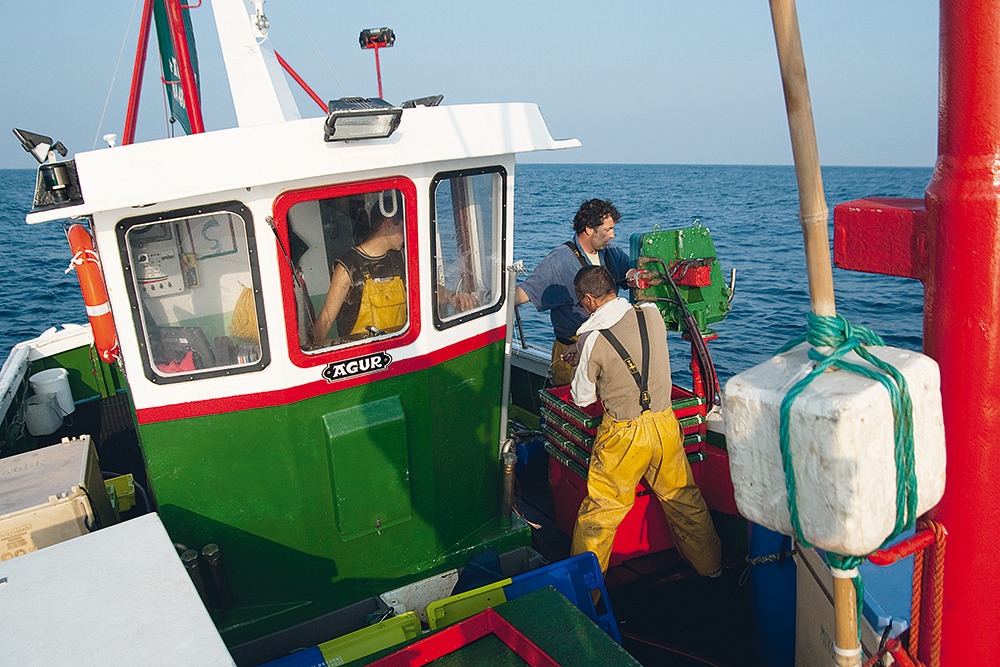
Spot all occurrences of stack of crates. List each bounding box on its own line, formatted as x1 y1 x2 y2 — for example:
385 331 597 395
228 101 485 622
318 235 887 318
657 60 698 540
538 385 709 566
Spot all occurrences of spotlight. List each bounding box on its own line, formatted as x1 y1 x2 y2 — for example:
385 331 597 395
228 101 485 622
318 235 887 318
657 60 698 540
323 97 402 142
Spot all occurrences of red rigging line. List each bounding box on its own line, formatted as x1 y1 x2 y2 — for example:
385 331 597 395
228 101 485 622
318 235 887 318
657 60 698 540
274 51 326 112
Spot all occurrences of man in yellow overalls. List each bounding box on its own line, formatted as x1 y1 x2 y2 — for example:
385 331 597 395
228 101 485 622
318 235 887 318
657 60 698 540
567 265 722 576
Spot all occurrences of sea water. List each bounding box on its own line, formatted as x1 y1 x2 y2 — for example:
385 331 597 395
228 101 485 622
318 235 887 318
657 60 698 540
0 164 929 385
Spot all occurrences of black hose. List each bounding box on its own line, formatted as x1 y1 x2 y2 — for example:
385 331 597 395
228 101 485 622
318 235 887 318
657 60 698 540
641 258 721 411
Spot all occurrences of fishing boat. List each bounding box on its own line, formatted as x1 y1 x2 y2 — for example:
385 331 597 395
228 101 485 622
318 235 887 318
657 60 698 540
2 1 991 666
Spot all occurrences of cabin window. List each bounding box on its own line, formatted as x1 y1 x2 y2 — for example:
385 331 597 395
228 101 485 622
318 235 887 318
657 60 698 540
117 202 269 383
431 167 507 329
278 183 417 356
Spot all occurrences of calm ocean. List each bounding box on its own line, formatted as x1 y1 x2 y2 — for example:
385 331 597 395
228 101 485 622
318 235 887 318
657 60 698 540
0 164 930 385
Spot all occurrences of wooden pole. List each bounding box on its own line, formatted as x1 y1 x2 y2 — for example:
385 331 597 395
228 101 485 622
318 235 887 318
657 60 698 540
770 1 854 665
769 0 836 318
832 570 862 667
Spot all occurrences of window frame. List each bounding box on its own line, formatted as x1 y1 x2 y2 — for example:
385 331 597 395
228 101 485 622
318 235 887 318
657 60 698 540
115 200 270 384
430 166 508 331
272 176 422 369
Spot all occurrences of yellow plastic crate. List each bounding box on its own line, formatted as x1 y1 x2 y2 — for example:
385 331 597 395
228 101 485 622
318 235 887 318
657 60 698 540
317 611 421 665
425 578 513 630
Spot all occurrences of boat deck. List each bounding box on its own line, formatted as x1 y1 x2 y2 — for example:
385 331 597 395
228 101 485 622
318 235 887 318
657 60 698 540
515 450 767 667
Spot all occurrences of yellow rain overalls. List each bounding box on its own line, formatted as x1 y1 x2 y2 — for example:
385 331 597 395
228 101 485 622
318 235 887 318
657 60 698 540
349 270 407 336
570 305 721 575
571 410 722 575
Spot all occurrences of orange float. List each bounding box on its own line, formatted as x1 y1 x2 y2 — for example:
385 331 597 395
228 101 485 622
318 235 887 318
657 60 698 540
67 224 120 363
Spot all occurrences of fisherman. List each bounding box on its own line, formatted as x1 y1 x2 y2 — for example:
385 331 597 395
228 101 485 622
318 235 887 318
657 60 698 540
514 199 632 385
567 265 722 576
310 203 407 345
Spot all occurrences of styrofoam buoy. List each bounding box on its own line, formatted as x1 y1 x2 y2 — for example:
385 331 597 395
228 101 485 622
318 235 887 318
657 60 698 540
724 343 946 556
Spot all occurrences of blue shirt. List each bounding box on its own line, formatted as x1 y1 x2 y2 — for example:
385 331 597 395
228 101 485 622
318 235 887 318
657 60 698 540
519 237 631 340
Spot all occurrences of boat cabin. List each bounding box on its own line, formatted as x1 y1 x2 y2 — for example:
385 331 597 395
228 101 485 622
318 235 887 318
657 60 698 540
26 99 578 645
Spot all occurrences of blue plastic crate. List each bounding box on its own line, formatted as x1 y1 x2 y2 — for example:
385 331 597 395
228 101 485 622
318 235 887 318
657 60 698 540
259 646 325 667
503 551 621 643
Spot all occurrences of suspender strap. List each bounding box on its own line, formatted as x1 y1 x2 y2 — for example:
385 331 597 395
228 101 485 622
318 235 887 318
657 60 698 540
564 241 589 268
600 305 652 412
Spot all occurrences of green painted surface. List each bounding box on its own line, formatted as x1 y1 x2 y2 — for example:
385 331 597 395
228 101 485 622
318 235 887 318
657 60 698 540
324 396 412 540
32 344 127 402
137 339 530 644
350 587 642 666
629 222 732 335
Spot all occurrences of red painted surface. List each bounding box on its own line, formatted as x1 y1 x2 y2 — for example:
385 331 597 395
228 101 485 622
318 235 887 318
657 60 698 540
274 51 327 112
832 3 1000 664
122 0 154 145
164 0 204 134
271 177 422 370
371 607 560 667
548 455 676 567
833 198 927 280
135 325 505 424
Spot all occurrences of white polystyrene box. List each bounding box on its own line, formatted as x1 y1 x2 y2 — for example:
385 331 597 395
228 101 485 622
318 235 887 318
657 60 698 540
724 343 946 555
1 513 235 665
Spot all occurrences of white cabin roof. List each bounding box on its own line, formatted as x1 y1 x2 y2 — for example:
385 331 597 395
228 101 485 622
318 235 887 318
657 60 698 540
27 102 579 224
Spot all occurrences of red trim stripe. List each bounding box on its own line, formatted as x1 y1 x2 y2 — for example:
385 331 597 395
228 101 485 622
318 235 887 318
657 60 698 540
135 326 507 424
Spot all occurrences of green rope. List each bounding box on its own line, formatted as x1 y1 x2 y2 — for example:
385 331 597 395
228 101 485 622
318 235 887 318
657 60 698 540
777 313 920 642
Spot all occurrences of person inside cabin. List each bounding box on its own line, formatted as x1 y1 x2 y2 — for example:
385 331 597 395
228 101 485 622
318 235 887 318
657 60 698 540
514 199 633 385
566 265 722 576
310 203 408 346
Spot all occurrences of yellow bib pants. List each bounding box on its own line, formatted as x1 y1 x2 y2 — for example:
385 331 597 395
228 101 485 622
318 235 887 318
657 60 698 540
570 409 722 575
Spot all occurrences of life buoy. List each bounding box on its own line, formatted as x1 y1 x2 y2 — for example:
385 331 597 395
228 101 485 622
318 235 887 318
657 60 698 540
67 224 120 363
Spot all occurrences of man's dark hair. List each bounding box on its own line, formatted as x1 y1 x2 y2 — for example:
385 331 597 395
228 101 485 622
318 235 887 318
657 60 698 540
574 265 616 301
572 199 621 234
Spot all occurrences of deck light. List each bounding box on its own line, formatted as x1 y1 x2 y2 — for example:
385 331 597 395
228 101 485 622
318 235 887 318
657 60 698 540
359 27 395 49
12 128 83 209
323 97 402 142
13 128 66 165
359 27 395 98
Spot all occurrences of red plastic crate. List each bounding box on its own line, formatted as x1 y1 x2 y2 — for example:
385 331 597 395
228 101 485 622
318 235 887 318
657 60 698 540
548 455 678 567
370 607 559 667
698 444 741 516
541 384 707 442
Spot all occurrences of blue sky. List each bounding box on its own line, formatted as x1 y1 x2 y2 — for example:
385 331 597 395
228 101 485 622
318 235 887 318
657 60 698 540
1 1 938 169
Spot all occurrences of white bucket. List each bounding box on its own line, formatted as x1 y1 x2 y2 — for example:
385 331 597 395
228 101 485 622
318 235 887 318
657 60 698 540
24 394 63 436
28 367 75 416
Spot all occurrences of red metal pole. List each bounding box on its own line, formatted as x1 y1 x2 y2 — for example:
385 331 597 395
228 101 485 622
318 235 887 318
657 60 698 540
274 51 327 112
123 0 155 145
374 45 384 98
924 1 1000 665
164 0 205 134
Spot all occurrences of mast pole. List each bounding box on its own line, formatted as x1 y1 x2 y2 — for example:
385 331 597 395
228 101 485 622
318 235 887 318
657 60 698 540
123 0 156 145
164 0 205 134
834 1 1000 664
924 1 1000 664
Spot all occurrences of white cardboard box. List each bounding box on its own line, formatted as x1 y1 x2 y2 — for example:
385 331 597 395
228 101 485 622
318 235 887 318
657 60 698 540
0 435 116 560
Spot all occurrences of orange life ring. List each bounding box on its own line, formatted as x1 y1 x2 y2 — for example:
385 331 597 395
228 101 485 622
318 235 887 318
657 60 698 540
67 224 120 363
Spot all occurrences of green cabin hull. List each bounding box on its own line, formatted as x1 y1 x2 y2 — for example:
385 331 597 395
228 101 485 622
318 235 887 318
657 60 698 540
135 339 529 644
